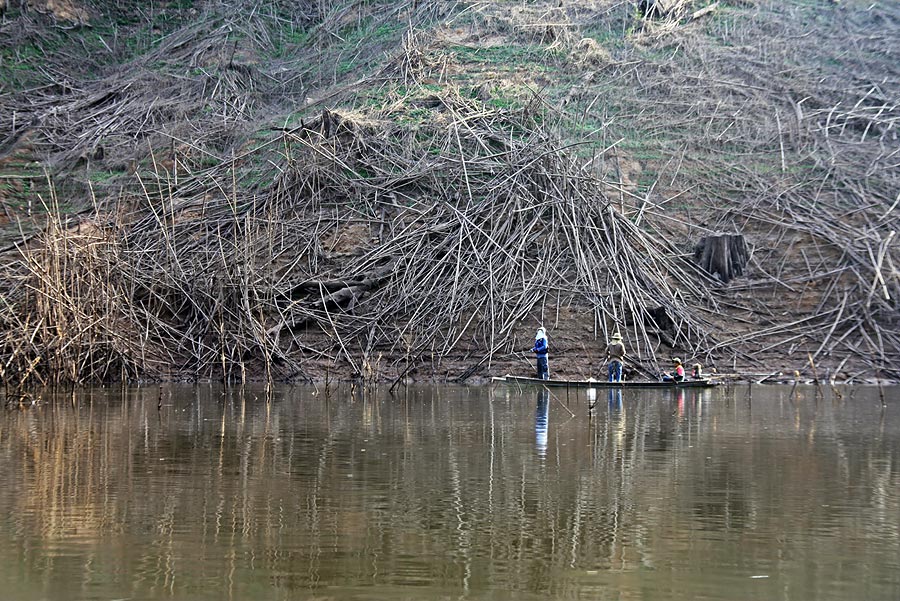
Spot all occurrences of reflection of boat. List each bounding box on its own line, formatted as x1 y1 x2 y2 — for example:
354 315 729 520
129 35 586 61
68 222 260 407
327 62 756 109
492 375 720 389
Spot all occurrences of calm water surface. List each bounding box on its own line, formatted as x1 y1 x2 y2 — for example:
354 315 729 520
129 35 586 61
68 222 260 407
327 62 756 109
1 384 898 600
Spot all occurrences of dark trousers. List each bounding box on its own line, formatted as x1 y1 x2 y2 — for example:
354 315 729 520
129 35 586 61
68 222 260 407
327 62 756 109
608 360 623 382
536 356 549 380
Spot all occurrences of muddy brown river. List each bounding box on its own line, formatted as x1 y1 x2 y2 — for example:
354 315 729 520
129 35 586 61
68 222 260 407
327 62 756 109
1 383 898 600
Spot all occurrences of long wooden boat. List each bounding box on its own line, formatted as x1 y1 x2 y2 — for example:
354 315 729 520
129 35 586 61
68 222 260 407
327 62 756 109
492 374 721 389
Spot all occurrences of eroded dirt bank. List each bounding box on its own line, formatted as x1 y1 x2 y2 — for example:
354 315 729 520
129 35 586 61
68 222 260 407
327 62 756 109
0 0 897 387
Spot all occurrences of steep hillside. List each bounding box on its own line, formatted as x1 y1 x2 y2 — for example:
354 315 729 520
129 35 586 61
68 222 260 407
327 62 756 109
0 0 897 386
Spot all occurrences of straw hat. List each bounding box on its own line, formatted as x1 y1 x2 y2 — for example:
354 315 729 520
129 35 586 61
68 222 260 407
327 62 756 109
610 331 622 342
672 357 682 364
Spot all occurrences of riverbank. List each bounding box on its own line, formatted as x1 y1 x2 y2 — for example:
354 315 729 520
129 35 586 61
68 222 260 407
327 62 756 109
0 1 897 387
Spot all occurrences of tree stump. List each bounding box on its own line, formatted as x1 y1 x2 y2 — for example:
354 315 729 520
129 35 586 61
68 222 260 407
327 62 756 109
693 233 749 283
645 306 676 347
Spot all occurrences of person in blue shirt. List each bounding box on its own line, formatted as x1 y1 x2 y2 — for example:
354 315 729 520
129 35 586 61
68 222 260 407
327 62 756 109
532 327 549 380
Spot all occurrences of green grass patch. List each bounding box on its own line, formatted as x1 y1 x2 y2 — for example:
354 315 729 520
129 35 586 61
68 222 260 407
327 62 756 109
89 169 128 184
270 27 311 58
581 25 629 52
319 17 407 79
449 44 559 67
487 96 514 110
0 178 35 202
337 59 357 76
0 43 50 87
636 170 661 190
277 109 317 130
397 107 434 124
338 16 404 47
619 136 668 161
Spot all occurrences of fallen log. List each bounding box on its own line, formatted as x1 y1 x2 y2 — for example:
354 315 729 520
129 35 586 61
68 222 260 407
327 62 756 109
690 1 719 21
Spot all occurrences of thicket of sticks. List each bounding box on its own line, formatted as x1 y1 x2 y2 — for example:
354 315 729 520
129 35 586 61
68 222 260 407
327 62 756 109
0 97 724 387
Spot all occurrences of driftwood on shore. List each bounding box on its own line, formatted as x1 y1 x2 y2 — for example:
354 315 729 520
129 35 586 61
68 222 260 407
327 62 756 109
4 89 895 387
0 100 726 387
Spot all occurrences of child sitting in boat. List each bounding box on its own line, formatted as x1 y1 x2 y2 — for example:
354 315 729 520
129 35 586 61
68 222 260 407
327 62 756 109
662 358 685 382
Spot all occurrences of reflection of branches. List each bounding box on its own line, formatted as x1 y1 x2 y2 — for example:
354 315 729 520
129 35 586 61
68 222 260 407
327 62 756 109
3 385 898 592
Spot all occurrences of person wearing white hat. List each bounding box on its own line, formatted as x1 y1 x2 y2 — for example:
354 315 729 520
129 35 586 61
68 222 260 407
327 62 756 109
531 327 549 380
605 331 626 382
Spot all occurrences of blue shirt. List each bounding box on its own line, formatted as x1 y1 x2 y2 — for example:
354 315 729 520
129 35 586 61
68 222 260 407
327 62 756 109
532 337 548 357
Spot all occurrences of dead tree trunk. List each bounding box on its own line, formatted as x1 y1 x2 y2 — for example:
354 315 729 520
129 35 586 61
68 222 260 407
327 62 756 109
694 233 749 283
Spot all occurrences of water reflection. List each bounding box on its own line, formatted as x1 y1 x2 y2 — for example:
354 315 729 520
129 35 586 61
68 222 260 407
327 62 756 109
535 388 549 458
607 387 622 411
0 384 897 601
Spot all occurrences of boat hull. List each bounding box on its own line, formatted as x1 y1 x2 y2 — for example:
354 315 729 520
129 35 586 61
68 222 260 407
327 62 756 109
493 375 720 389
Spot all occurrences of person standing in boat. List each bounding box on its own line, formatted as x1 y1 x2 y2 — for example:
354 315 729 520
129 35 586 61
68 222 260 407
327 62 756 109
662 357 685 382
531 327 549 380
605 331 626 382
